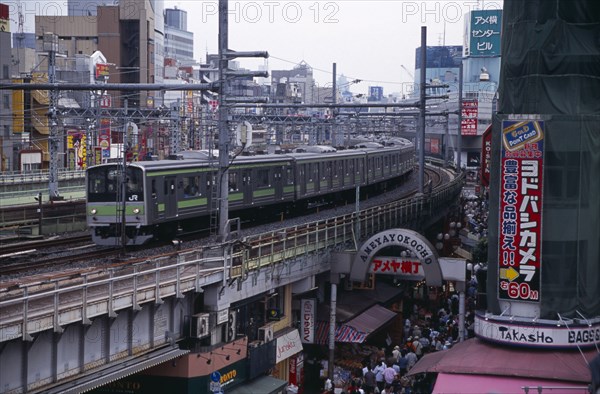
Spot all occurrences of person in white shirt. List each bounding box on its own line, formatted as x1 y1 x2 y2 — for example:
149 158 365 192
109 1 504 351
373 360 386 392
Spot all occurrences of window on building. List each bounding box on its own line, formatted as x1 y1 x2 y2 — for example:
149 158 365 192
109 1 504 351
2 94 9 109
2 65 8 79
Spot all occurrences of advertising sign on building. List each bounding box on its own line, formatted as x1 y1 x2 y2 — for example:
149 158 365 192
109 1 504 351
300 299 315 344
0 3 9 32
480 125 493 187
461 99 479 136
275 329 303 364
368 256 424 280
67 131 86 170
498 119 544 302
468 9 502 57
95 63 110 80
98 119 111 158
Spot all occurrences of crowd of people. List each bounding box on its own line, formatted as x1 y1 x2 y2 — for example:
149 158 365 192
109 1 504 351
322 286 479 394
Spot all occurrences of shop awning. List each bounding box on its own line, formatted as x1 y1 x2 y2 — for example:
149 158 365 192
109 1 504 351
45 346 190 394
432 373 589 394
314 304 397 344
407 338 595 383
314 321 367 344
227 375 288 394
345 304 397 334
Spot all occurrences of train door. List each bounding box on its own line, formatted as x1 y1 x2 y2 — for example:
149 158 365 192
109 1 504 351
242 169 253 204
165 176 178 218
273 165 283 200
151 178 159 220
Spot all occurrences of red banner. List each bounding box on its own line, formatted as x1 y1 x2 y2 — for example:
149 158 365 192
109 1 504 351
461 99 479 136
498 120 544 302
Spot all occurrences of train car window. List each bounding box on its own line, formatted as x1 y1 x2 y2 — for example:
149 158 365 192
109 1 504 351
183 176 199 197
307 163 313 182
257 169 270 187
325 162 331 179
152 179 157 199
286 167 294 185
164 178 168 196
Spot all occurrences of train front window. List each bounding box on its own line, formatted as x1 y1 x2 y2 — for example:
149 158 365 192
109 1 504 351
87 166 144 202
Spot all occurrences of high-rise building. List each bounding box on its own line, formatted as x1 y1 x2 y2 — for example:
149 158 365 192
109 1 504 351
0 2 14 171
164 7 194 64
67 0 118 16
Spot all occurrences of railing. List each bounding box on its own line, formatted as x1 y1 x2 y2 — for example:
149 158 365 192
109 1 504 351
0 169 86 185
0 170 464 341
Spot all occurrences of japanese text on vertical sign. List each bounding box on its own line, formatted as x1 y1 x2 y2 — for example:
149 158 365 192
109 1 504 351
498 120 544 302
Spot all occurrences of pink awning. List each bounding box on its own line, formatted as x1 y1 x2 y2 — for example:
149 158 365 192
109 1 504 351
433 373 589 394
408 338 595 383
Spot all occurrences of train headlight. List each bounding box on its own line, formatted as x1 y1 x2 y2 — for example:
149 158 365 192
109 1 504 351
90 209 97 215
133 208 140 214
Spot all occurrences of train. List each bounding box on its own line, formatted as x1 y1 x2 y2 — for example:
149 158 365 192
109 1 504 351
86 139 415 246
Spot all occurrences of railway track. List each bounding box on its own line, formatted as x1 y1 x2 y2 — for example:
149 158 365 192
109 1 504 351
0 164 452 280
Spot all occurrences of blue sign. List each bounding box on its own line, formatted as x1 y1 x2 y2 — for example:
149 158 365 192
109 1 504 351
469 10 502 57
210 371 221 383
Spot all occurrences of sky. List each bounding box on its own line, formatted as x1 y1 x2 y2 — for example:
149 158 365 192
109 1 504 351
7 0 503 95
164 0 503 95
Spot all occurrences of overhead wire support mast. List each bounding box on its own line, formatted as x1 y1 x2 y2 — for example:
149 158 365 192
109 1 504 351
217 0 269 242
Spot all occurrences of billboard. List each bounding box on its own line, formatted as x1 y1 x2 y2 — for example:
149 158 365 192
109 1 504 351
468 9 502 57
498 120 544 302
461 99 479 136
95 63 110 80
67 131 86 170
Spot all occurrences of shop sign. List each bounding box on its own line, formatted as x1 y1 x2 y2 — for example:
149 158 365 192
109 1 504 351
498 120 544 302
301 299 315 344
368 256 424 280
351 228 442 286
461 118 478 136
475 314 600 349
468 9 502 57
480 125 493 187
275 329 303 363
217 309 229 325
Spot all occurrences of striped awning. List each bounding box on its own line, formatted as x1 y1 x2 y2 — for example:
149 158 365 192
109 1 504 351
314 304 397 345
314 321 368 344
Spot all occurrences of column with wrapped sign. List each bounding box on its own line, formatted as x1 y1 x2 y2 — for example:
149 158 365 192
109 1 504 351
498 119 544 302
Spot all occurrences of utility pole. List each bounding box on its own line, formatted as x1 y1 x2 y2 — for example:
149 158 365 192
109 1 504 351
217 0 230 242
457 61 464 170
331 62 337 146
418 26 427 194
44 33 60 200
217 0 268 241
170 98 181 155
121 99 129 251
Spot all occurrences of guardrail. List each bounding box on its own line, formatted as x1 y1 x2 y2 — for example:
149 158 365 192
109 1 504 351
0 170 464 342
0 169 86 185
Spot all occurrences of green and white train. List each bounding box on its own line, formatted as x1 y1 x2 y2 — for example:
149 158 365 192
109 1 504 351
86 141 415 246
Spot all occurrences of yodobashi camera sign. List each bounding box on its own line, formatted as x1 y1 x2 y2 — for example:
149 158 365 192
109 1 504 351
350 228 442 286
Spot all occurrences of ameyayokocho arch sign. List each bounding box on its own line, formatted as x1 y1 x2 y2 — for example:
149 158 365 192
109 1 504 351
349 228 443 286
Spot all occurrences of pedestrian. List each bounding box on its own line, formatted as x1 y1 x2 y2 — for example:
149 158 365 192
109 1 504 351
405 348 418 371
383 361 396 386
373 359 386 392
363 366 376 394
392 345 401 362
